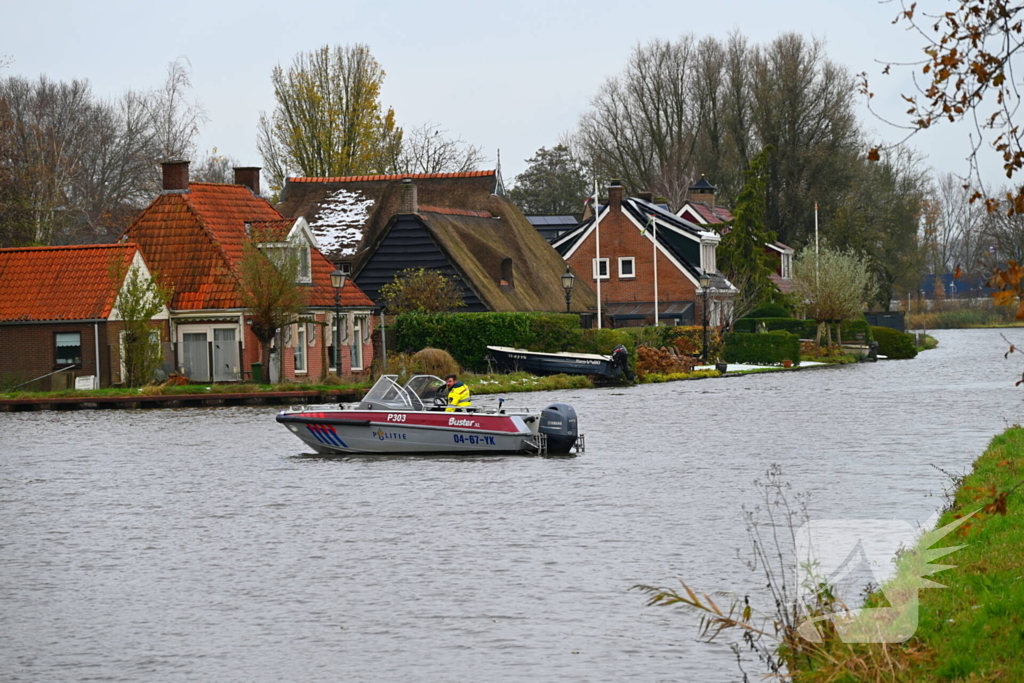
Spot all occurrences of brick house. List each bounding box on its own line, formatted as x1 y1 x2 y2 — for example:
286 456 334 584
0 243 169 391
553 180 736 327
677 175 796 294
123 162 376 384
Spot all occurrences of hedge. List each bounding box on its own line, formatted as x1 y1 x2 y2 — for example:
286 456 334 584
722 330 800 366
748 302 792 318
871 326 918 359
733 317 873 342
394 314 732 375
393 312 585 372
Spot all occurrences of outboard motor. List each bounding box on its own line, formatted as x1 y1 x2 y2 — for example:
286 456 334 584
539 403 579 454
611 344 632 380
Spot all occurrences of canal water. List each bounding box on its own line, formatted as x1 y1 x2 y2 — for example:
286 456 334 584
2 328 1021 682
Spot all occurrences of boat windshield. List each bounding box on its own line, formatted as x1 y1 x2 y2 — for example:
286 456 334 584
360 374 422 410
404 375 445 402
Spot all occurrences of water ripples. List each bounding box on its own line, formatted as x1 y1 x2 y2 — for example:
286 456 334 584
1 329 1020 681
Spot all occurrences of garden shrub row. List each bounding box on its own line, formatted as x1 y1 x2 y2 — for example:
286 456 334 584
733 317 873 342
393 312 582 371
393 313 727 374
871 326 918 359
722 330 801 366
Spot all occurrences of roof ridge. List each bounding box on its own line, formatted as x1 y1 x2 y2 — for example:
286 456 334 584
289 170 496 183
0 243 136 253
418 205 493 218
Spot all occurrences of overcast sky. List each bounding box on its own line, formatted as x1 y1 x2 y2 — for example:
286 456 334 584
1 0 1002 189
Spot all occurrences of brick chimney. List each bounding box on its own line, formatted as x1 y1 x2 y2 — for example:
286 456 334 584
161 160 190 192
688 174 717 209
399 178 418 214
233 167 261 196
637 191 655 203
608 179 625 211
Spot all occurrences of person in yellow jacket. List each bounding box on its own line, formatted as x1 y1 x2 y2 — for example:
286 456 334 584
444 373 471 412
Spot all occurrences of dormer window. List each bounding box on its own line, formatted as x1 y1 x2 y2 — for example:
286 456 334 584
500 257 514 287
700 235 719 274
294 243 311 283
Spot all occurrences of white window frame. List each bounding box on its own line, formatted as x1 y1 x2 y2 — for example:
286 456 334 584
350 316 363 371
592 257 609 280
618 257 635 279
294 324 307 374
781 253 793 279
294 244 312 284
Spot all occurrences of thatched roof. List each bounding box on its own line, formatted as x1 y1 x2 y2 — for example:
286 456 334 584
276 171 503 269
419 197 596 312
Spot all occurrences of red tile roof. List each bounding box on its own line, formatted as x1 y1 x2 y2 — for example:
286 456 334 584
125 184 372 311
288 170 496 183
686 201 735 224
0 244 139 322
248 219 296 242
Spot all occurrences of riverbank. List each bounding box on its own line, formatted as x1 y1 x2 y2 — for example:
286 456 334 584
795 426 1024 682
0 360 844 411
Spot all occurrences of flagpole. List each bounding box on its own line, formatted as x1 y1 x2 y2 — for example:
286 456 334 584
594 178 603 329
652 215 659 327
814 201 820 291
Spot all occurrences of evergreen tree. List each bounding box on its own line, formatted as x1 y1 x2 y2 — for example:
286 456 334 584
508 145 589 215
717 147 777 318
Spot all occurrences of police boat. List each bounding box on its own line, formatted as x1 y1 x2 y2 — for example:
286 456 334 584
276 374 582 456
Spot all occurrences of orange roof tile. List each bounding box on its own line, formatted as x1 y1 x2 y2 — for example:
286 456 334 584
288 170 496 183
0 244 138 322
248 219 295 242
125 184 373 311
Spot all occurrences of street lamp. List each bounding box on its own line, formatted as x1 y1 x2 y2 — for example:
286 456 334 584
699 271 712 364
330 269 346 377
561 265 576 313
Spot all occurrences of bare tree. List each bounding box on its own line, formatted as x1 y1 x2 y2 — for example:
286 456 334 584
921 172 990 275
147 58 206 161
396 121 485 174
0 75 94 243
192 150 241 184
0 59 207 245
577 38 701 206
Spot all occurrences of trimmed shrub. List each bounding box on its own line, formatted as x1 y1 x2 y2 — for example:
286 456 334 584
723 330 801 366
871 326 918 359
412 348 460 377
733 317 807 335
748 302 792 318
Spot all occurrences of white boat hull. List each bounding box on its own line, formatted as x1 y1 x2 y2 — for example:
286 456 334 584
277 409 545 455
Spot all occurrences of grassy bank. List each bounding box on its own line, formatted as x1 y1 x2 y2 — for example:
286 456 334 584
796 427 1024 682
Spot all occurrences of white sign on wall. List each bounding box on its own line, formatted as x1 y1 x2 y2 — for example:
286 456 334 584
74 376 97 390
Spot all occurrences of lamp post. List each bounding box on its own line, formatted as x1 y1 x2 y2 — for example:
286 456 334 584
699 271 711 364
561 265 576 314
330 269 346 377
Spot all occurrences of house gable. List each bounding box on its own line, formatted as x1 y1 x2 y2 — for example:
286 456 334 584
354 214 485 311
